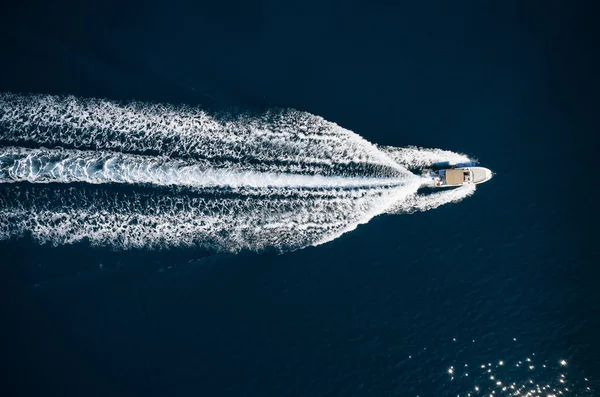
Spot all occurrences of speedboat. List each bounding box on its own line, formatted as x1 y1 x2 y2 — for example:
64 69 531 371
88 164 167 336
430 166 493 187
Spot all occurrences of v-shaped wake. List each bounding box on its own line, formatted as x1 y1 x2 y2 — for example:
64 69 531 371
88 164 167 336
0 93 476 251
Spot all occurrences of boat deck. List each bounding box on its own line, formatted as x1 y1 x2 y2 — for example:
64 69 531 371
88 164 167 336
445 169 465 185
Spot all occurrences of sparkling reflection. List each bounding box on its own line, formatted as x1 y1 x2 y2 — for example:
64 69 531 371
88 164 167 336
443 340 593 397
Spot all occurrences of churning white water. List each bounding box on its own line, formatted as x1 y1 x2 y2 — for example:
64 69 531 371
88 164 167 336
0 94 476 251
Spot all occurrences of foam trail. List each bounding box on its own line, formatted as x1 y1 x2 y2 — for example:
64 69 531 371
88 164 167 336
379 145 474 169
0 93 407 178
0 93 478 251
0 147 404 190
0 185 417 251
386 183 476 214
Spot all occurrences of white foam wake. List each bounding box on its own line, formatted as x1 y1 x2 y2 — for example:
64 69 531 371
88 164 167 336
0 185 422 251
0 147 405 190
0 93 478 251
0 93 406 177
386 183 477 214
379 145 474 169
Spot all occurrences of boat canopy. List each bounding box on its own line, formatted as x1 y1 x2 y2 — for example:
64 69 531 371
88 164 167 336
445 169 465 185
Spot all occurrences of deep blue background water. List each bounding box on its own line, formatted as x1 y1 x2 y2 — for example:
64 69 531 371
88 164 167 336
0 0 597 396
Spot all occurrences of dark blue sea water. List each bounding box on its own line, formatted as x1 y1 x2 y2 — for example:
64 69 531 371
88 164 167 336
0 1 597 396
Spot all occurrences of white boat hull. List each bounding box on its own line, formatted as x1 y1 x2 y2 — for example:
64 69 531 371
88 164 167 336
430 166 493 187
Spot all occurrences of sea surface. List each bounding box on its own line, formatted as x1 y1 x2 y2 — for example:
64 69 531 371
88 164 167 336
0 1 597 396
